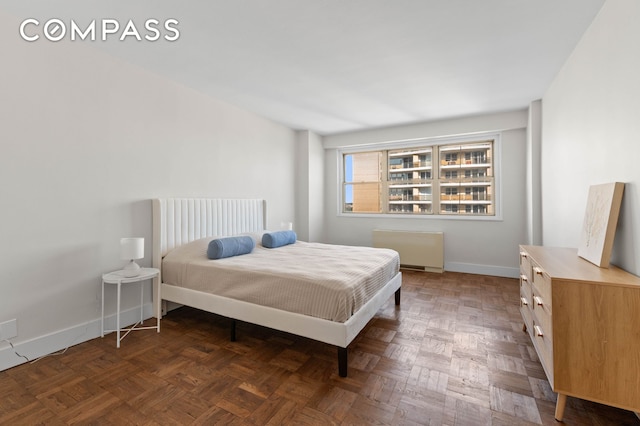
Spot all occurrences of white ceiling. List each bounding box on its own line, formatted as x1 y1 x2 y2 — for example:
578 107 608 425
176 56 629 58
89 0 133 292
4 0 606 135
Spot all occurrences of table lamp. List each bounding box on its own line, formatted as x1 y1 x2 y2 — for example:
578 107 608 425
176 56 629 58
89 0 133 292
121 237 144 277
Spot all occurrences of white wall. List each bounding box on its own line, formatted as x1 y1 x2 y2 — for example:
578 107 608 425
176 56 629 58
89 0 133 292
526 100 543 246
323 110 529 277
295 130 325 242
541 0 640 274
0 10 297 370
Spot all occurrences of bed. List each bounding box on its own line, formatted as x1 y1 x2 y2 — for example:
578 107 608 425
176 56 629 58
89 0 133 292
151 198 402 377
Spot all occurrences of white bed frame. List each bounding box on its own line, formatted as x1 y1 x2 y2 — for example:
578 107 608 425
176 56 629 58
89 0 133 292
151 198 402 376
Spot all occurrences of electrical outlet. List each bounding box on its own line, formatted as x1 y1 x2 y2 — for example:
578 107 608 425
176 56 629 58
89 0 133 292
0 319 17 340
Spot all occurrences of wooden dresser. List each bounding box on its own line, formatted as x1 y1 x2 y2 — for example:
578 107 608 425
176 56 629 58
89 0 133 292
518 245 640 421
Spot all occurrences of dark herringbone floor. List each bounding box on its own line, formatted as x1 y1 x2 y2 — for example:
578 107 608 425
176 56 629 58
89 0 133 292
1 271 638 425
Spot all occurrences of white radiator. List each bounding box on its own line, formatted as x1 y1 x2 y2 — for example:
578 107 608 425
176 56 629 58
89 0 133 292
373 230 444 273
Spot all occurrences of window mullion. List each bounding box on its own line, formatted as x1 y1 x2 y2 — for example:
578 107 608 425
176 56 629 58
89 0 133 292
433 145 440 215
381 150 389 214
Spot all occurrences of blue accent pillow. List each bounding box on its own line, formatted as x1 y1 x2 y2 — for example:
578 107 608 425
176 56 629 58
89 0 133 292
262 230 297 248
207 236 255 259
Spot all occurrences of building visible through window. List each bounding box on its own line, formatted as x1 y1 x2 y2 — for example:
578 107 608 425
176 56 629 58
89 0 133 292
342 138 495 216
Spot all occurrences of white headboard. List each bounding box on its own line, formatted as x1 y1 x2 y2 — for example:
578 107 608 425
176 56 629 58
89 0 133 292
152 198 266 269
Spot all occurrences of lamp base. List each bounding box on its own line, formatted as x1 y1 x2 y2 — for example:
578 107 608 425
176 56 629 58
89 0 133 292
123 260 141 277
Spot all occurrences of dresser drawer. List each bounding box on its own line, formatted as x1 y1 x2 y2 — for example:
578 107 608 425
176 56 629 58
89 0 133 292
519 271 531 292
531 286 552 343
532 264 552 310
531 318 554 385
520 286 533 336
519 250 532 279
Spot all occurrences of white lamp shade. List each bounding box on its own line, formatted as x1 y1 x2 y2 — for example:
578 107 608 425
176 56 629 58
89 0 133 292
121 237 144 260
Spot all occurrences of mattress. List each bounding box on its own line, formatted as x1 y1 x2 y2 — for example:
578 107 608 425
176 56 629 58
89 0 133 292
161 237 400 322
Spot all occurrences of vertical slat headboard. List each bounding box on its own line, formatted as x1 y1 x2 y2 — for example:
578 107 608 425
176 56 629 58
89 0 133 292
152 198 266 269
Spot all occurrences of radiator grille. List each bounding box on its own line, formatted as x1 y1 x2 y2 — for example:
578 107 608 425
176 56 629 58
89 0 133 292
373 230 444 273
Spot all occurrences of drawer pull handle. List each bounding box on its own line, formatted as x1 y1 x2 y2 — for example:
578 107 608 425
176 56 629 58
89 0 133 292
534 267 544 275
534 325 544 337
520 252 528 258
520 297 529 306
520 274 528 282
534 296 544 306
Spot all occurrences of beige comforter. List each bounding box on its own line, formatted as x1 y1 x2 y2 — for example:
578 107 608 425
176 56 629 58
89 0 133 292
161 237 400 322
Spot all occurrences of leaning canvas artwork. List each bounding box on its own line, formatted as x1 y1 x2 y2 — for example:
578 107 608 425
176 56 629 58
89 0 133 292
577 182 625 268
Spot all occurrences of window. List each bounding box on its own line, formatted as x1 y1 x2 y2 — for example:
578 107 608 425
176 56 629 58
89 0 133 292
341 135 497 217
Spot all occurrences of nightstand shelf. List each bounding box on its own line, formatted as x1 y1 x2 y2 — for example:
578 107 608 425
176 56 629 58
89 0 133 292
101 267 160 348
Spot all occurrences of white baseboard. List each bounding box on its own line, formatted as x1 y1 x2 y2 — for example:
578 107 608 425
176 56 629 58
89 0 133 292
0 303 155 372
445 262 519 279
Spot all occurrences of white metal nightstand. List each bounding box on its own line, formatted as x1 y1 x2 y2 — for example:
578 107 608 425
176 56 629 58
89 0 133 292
101 267 160 348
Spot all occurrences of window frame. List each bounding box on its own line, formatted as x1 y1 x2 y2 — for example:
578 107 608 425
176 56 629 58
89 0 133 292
337 132 502 221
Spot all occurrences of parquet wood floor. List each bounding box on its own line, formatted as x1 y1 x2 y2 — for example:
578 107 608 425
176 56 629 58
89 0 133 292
2 271 639 425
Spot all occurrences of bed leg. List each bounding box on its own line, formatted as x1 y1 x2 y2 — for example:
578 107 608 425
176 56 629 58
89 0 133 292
230 319 236 342
338 347 348 377
395 288 401 305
